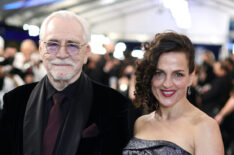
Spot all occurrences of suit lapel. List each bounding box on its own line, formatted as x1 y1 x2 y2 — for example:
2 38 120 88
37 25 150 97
54 73 93 155
23 77 47 155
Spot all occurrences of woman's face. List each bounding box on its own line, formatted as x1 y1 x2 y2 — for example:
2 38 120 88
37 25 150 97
151 52 193 108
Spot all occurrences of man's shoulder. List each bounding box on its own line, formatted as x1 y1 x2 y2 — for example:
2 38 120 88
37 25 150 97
4 82 37 99
91 80 128 101
2 83 38 116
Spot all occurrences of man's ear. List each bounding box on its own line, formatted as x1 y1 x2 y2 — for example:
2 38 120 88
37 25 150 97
83 44 91 64
38 41 43 60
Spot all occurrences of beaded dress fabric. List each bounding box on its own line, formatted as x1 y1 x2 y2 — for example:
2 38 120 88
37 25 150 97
123 137 192 155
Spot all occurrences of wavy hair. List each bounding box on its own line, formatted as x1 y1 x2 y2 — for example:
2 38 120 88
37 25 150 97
133 32 195 113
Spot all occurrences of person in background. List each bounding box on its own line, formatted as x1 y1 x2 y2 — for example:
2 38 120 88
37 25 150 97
0 10 130 155
13 39 37 71
101 42 121 87
0 45 17 66
0 36 4 56
123 32 224 155
223 57 234 85
31 49 47 82
83 53 103 83
0 44 18 74
215 87 234 125
201 61 232 117
0 45 19 109
214 68 234 155
198 50 216 86
215 87 234 155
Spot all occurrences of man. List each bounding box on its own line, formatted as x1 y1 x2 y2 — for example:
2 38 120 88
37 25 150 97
0 10 130 155
13 39 37 71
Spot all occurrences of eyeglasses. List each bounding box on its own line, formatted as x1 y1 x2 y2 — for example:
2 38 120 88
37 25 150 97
42 41 86 56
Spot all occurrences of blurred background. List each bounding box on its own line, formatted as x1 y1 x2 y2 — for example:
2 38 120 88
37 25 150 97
0 0 234 154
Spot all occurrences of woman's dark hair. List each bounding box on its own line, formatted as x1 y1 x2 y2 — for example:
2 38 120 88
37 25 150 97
134 31 195 113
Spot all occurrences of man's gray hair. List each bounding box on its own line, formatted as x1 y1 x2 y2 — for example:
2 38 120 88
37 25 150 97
39 10 91 43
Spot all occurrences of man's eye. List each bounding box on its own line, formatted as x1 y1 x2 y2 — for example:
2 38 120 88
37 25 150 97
47 42 59 47
67 43 79 49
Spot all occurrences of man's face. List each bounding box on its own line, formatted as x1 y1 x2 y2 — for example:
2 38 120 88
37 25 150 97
4 47 17 58
39 17 90 84
20 40 36 56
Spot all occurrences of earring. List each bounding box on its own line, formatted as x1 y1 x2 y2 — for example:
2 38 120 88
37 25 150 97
187 86 191 95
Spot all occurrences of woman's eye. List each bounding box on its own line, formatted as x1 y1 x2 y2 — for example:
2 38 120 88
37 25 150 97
155 71 164 78
175 73 184 77
155 71 162 76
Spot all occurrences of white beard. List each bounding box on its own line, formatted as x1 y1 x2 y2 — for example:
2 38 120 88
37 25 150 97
48 59 76 81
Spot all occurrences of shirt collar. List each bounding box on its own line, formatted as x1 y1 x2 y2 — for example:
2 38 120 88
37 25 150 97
45 76 57 101
45 73 84 102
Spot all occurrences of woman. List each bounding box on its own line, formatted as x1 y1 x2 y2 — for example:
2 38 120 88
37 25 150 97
123 32 224 155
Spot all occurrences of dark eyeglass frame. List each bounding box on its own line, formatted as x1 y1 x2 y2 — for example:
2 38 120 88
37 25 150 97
41 40 87 56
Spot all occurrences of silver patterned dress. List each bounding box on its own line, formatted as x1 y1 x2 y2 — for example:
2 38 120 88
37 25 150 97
123 137 192 155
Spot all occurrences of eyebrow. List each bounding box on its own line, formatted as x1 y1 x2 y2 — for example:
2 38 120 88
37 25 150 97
47 39 59 42
156 68 185 72
66 40 81 44
47 39 81 44
174 70 185 72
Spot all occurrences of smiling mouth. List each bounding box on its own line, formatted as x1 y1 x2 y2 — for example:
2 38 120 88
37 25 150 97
53 63 72 67
160 89 176 97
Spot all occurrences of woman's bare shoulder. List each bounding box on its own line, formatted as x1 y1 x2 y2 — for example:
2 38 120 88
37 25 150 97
190 108 224 155
192 109 218 130
134 112 155 135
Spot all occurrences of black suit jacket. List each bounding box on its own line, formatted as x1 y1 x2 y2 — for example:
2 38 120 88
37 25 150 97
0 78 130 155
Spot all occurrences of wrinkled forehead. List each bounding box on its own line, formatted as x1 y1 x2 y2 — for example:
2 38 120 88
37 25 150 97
43 17 85 42
41 16 85 39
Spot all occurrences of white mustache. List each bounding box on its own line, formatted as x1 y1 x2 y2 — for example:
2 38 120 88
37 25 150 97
50 59 75 66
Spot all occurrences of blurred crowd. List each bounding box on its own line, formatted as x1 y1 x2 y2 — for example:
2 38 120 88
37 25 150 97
0 38 46 108
0 37 233 153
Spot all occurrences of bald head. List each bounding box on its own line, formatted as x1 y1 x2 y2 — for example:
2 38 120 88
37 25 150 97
20 39 37 56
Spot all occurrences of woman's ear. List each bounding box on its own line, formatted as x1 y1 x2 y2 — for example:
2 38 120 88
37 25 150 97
189 71 195 86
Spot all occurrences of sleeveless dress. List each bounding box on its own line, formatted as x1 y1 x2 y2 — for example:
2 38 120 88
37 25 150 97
123 137 192 155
